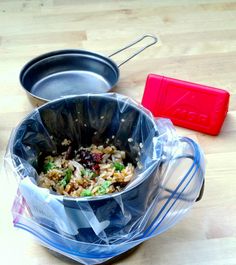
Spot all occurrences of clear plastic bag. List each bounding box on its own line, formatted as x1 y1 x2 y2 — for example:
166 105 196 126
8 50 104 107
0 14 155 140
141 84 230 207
4 93 204 265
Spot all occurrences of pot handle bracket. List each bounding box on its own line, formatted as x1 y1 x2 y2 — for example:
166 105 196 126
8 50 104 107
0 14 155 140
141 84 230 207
109 34 158 67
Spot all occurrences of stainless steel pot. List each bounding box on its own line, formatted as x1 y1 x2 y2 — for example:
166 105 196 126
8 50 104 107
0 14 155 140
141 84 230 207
20 34 158 106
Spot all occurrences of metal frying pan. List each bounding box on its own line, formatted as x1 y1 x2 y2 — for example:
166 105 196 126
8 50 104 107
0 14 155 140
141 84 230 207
20 34 157 105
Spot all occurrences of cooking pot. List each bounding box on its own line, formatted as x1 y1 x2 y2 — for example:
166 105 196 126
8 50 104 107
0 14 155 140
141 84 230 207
11 94 161 239
20 35 157 105
9 94 204 249
9 93 204 257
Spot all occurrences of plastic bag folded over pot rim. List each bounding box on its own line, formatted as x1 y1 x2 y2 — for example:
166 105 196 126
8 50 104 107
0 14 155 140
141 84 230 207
4 93 205 265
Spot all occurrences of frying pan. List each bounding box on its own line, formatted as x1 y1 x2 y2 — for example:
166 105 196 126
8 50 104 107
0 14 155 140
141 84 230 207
20 34 157 105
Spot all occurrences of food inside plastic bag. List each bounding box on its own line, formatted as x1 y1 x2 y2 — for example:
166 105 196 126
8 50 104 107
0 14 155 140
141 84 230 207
38 143 135 197
4 93 205 265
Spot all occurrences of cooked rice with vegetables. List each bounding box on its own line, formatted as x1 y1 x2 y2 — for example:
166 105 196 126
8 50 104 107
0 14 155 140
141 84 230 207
38 142 135 197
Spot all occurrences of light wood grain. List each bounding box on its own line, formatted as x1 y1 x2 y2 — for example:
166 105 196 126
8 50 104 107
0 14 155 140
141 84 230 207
0 0 236 264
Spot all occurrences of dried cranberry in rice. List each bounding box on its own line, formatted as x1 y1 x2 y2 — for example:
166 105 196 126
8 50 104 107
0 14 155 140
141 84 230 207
91 153 103 163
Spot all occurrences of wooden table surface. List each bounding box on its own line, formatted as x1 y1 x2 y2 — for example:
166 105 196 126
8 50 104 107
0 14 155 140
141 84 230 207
0 0 236 264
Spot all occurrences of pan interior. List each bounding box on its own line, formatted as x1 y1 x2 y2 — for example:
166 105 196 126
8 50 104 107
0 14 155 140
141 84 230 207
31 70 111 100
20 52 119 101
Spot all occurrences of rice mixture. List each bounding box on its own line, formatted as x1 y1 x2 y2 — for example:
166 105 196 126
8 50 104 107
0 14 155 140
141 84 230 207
38 142 135 197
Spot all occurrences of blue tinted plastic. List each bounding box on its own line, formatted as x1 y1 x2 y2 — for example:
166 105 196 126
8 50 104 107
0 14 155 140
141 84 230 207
4 93 204 264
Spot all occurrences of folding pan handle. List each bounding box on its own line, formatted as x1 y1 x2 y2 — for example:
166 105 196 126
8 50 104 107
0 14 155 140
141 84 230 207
109 34 158 67
140 137 205 238
196 179 204 201
161 137 205 203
